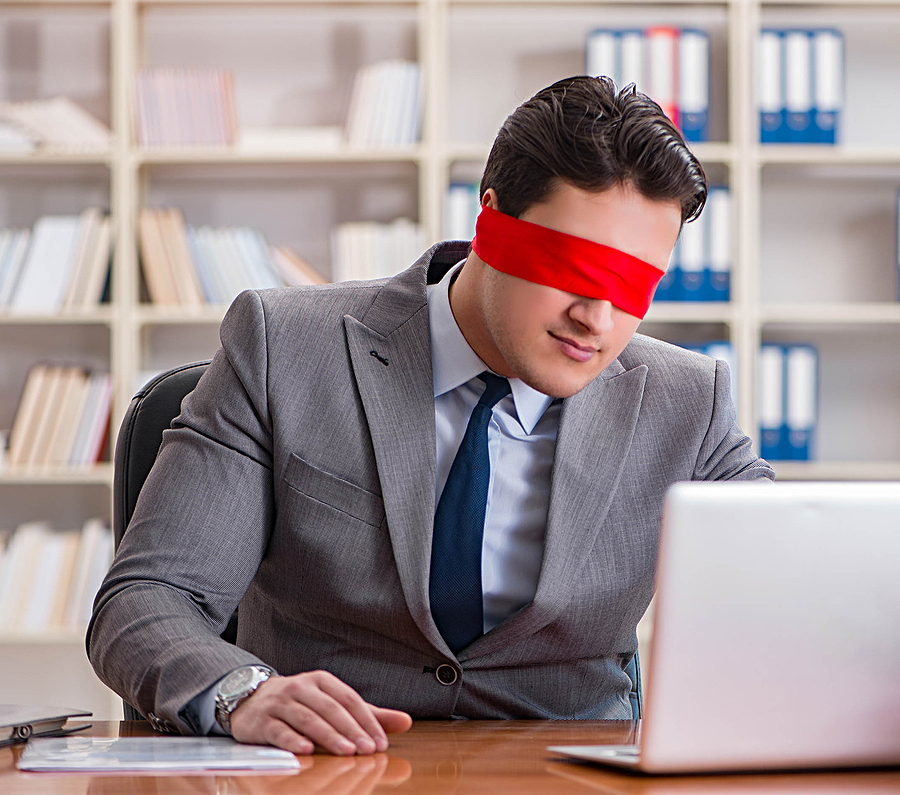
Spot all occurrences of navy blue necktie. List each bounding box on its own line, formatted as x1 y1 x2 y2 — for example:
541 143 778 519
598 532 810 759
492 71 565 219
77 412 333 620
430 372 511 653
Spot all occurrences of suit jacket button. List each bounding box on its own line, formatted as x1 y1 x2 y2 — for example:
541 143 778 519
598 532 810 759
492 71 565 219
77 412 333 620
435 664 458 685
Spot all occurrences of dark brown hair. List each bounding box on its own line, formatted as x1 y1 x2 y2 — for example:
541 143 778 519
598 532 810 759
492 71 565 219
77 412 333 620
479 76 707 225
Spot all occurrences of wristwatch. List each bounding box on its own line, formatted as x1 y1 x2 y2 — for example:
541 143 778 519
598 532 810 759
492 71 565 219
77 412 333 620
214 664 274 735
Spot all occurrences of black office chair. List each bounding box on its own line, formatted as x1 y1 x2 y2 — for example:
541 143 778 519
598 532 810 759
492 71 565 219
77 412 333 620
113 360 643 721
112 361 224 720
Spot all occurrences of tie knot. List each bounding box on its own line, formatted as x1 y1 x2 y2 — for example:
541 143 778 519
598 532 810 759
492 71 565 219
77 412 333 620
478 372 511 409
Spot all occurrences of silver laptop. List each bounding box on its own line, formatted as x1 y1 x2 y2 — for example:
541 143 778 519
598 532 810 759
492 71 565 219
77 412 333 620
550 481 900 774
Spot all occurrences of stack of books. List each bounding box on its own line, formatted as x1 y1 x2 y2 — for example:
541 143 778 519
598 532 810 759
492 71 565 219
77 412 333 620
331 218 425 282
344 60 421 147
656 185 731 302
0 519 112 635
138 208 318 306
134 67 238 147
585 27 710 142
0 97 111 153
5 365 113 469
759 344 818 461
0 209 112 313
758 29 844 144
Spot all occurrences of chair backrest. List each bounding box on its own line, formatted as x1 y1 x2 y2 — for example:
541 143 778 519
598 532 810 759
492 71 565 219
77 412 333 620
112 361 223 720
111 360 642 721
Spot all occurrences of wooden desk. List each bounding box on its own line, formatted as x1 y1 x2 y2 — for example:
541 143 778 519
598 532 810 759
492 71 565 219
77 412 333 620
2 721 899 794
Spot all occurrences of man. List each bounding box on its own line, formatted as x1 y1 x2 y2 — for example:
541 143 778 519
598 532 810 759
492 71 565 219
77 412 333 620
88 76 773 757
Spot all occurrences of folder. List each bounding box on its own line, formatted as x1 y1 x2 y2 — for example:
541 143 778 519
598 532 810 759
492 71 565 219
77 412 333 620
445 182 478 241
812 28 844 144
655 237 680 301
784 30 814 143
619 29 644 92
679 28 710 142
785 344 818 460
586 28 617 80
758 30 786 143
759 344 786 461
704 341 738 400
678 209 707 301
646 27 680 127
706 185 731 302
0 705 91 747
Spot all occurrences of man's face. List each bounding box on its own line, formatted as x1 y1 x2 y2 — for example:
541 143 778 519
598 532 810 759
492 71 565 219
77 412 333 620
456 181 682 399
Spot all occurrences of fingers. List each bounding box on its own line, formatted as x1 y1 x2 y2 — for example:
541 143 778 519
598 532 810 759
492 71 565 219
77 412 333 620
370 706 413 735
229 670 409 757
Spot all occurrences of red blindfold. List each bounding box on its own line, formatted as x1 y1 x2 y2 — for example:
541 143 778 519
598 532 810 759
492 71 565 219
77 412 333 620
471 204 665 319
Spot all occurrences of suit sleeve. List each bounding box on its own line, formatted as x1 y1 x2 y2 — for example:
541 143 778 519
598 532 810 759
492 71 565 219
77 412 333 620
692 359 775 482
87 290 279 734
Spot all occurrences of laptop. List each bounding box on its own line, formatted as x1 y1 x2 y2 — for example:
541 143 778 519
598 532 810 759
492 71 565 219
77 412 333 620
549 481 900 774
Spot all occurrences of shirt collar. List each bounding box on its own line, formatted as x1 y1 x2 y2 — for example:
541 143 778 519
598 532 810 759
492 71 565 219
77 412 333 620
427 261 555 435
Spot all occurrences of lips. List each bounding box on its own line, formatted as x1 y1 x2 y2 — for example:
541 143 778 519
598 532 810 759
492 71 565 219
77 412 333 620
550 332 598 363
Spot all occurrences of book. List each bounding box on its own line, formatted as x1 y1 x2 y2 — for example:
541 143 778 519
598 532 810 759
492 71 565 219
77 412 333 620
9 215 82 314
6 364 50 467
134 68 238 148
0 705 91 748
0 97 110 152
345 60 422 147
271 245 326 286
17 736 300 772
64 519 109 631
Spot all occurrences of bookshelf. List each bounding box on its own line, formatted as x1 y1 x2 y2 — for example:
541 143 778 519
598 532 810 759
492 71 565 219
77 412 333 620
2 0 900 719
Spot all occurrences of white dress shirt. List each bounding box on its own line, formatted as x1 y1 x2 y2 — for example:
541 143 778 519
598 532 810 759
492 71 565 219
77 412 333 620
428 262 560 632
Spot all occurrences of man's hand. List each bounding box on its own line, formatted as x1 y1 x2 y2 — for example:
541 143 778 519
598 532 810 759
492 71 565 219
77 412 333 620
229 670 412 755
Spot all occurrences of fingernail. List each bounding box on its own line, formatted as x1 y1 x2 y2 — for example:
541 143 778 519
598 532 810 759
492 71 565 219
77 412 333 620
337 739 356 755
375 736 389 752
356 736 377 754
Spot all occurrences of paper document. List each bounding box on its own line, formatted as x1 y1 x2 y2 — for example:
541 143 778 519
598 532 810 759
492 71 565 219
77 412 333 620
17 736 301 772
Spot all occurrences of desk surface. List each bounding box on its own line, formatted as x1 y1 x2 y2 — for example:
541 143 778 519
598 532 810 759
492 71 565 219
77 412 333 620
3 720 900 794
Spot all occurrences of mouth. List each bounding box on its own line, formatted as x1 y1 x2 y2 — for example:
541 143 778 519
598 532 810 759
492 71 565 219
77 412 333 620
549 332 599 363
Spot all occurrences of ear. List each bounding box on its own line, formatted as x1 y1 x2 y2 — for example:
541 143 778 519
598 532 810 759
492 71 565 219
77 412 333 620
481 188 499 209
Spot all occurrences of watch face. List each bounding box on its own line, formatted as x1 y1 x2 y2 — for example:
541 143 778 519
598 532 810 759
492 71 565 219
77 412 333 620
221 667 257 699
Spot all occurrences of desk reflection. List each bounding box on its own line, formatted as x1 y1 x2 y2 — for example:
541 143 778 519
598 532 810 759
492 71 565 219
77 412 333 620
4 722 900 795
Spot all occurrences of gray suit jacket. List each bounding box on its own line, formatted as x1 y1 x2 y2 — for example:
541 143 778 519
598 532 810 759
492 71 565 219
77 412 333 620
88 241 774 733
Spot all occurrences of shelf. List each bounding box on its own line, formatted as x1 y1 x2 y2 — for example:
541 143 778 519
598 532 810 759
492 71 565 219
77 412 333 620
644 302 735 324
758 146 900 166
0 150 114 166
136 305 227 324
0 464 113 485
0 308 115 325
0 631 90 645
761 303 900 325
135 143 425 166
772 460 900 481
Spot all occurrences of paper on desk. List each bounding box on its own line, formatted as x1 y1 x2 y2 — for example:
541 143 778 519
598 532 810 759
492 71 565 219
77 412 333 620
17 736 301 772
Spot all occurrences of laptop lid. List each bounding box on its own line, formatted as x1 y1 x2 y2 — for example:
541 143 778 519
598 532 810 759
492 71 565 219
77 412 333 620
636 481 900 773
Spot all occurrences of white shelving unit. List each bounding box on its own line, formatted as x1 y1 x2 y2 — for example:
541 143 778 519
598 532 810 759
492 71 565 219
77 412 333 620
2 0 900 719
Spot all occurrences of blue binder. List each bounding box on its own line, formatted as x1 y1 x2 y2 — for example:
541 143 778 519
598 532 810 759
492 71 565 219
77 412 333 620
758 30 787 143
784 30 814 143
784 344 818 460
679 28 710 142
759 344 787 460
811 28 844 145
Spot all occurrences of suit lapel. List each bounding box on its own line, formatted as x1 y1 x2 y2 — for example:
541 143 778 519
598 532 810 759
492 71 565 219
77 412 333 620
461 360 648 659
344 252 454 652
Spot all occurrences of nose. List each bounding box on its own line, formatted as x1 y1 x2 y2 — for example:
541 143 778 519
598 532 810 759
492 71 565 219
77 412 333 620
569 298 615 336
